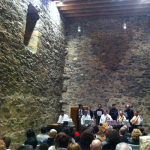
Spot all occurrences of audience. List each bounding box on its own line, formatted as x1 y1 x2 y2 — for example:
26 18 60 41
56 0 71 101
119 128 128 143
102 130 121 150
24 137 38 150
93 126 99 136
17 145 34 150
128 129 142 145
48 132 69 150
0 140 6 150
26 129 36 139
137 126 147 136
67 142 82 150
37 127 49 142
96 126 106 142
43 129 57 147
115 142 132 150
90 139 102 150
1 137 11 150
39 143 49 150
77 129 94 150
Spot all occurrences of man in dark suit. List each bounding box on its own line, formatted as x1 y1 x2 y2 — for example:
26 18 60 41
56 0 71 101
77 104 84 131
88 106 93 119
124 104 134 122
109 104 118 121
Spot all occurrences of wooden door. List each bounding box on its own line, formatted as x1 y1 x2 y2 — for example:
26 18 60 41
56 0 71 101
70 106 88 131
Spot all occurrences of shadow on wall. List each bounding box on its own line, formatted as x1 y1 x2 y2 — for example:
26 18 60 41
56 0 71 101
24 3 39 46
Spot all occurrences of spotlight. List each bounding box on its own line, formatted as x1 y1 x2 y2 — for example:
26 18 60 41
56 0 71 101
78 26 81 32
123 23 127 30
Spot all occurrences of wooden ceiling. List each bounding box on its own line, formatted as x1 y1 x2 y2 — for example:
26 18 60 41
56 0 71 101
53 0 150 19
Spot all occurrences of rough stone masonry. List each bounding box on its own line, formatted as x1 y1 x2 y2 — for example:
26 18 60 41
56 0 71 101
62 17 150 132
0 0 66 147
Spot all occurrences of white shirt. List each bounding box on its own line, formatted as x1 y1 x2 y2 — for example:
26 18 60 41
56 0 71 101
36 134 49 142
57 114 69 124
81 115 91 125
100 114 112 124
117 115 126 125
130 115 143 125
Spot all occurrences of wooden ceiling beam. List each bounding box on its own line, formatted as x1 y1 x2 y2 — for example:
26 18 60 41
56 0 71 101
60 4 150 14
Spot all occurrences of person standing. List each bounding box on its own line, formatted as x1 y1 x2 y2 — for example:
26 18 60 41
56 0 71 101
94 104 103 125
124 104 134 122
109 104 118 120
77 104 84 131
88 106 93 119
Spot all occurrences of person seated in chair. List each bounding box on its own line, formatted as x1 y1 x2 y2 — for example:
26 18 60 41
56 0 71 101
119 128 128 143
37 127 49 143
81 110 91 125
57 110 69 124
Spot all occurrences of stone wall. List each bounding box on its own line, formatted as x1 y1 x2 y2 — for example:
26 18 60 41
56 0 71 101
0 0 65 147
63 17 150 131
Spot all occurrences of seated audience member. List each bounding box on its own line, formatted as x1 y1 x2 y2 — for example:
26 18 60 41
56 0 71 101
39 143 49 150
43 129 57 147
24 137 38 150
137 126 147 136
77 129 94 150
128 129 142 145
37 127 49 142
102 130 121 150
17 145 34 150
90 139 102 150
26 129 36 139
48 132 69 150
67 142 82 150
1 137 11 150
81 110 91 125
121 125 131 138
102 129 114 147
75 126 88 143
96 126 106 142
0 140 6 150
119 128 128 143
93 126 99 136
57 110 69 124
115 142 132 150
62 127 75 143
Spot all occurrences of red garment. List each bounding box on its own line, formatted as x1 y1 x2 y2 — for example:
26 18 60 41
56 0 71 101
75 131 80 137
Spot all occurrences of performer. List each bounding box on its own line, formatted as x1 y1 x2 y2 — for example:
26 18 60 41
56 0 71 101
81 110 91 125
87 106 93 119
130 111 143 128
77 104 84 131
94 104 103 125
124 104 134 121
100 110 112 125
57 110 69 124
109 104 118 120
117 111 126 125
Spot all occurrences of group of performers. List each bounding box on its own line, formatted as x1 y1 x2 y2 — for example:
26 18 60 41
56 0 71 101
77 104 143 132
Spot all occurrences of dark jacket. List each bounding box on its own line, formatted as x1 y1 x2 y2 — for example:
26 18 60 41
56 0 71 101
89 110 93 119
109 108 118 120
43 138 55 147
77 142 91 150
102 142 117 150
124 109 134 121
128 138 139 145
120 136 128 143
77 108 84 120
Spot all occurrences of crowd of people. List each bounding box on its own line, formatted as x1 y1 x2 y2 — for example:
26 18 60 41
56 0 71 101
0 125 149 150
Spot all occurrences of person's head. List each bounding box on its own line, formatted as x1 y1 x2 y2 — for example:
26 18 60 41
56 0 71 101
84 110 88 116
26 129 36 138
126 105 130 110
60 110 64 116
17 145 34 150
79 104 83 109
105 129 114 139
49 129 57 138
88 106 91 111
131 129 142 141
108 130 121 144
103 110 108 115
90 139 102 150
116 142 132 150
119 111 123 116
24 137 38 149
0 140 6 150
98 104 101 109
62 127 75 138
80 129 94 145
67 142 82 150
137 126 145 133
55 132 69 149
93 126 99 134
1 137 11 149
41 127 47 134
112 104 116 108
134 111 138 116
98 126 106 137
39 143 49 150
80 125 88 133
119 128 126 136
121 125 128 131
